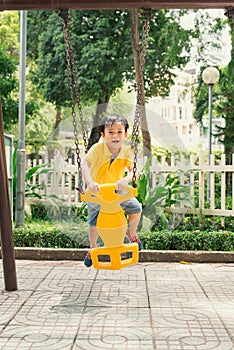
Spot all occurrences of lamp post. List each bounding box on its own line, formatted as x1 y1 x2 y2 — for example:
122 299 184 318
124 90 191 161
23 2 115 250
202 66 220 202
15 11 27 227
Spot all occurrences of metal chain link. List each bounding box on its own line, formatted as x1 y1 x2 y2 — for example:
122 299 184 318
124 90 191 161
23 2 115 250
59 10 88 193
131 9 151 187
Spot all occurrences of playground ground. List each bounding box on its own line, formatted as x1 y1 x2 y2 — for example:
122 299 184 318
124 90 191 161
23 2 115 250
0 259 233 350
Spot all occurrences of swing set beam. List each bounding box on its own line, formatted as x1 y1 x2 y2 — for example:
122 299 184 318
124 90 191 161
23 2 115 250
0 0 233 11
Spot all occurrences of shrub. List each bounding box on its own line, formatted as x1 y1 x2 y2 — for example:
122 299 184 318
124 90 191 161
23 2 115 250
138 229 234 251
13 221 234 251
13 220 90 248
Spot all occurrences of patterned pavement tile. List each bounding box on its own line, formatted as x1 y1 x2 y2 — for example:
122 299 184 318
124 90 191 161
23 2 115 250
9 291 85 326
0 325 77 350
0 291 33 325
74 326 153 350
16 264 53 279
145 262 193 276
148 289 208 309
147 276 203 293
41 264 98 281
1 261 234 350
96 263 145 281
87 279 148 307
37 271 95 293
80 306 151 328
192 264 234 281
215 308 234 342
150 306 227 329
153 327 234 350
199 282 234 308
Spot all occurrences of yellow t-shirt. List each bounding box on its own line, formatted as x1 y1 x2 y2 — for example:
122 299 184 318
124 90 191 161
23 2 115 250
85 141 133 184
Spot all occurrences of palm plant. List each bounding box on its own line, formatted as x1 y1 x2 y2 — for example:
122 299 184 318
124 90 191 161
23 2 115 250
137 156 195 229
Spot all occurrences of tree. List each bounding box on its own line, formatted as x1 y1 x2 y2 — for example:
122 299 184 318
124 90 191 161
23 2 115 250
0 11 39 134
0 50 18 131
27 11 70 148
130 9 151 156
27 9 220 150
27 10 131 148
0 12 18 131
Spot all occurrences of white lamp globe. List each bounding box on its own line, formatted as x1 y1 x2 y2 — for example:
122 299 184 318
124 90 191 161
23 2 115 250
202 67 220 85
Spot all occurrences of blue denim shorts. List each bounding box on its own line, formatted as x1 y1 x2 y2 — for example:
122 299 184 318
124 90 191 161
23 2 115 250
87 197 142 226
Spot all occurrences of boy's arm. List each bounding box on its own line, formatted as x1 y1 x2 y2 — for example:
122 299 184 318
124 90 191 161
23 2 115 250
81 159 100 193
116 165 135 191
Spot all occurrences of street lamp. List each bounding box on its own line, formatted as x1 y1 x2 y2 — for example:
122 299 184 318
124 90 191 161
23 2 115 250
202 66 220 202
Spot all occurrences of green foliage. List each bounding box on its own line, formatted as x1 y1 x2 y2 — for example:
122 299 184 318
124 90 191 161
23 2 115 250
13 220 233 251
177 214 234 232
30 203 51 221
0 11 20 58
0 49 18 129
13 149 58 219
0 11 40 133
13 149 53 201
139 229 234 251
26 9 217 110
137 157 194 228
13 220 89 248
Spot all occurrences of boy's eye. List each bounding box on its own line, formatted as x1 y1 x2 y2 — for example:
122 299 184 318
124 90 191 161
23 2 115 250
107 130 123 135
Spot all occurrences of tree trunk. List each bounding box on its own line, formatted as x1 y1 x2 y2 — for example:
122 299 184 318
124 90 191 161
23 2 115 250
48 108 62 161
130 9 151 156
88 96 109 149
53 108 62 139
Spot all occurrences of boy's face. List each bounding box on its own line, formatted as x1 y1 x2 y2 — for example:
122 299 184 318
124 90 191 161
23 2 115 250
102 122 127 151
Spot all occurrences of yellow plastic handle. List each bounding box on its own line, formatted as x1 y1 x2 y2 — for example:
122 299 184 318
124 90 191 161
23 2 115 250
80 183 137 210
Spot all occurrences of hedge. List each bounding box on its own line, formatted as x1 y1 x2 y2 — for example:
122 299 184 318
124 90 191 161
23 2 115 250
13 223 234 251
139 230 234 251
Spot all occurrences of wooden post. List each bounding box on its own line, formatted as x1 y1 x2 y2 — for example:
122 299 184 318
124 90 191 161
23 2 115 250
0 100 18 291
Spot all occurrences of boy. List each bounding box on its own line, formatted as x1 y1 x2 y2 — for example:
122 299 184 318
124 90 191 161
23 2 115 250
81 114 142 267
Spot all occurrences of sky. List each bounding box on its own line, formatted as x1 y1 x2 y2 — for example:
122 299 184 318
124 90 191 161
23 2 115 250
180 9 231 67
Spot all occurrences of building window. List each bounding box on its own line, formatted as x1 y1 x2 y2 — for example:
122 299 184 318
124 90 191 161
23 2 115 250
179 107 182 119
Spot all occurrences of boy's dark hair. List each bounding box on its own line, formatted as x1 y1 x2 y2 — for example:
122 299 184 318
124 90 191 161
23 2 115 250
100 114 129 133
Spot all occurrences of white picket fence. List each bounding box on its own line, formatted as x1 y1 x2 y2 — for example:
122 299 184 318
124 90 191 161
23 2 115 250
28 152 234 218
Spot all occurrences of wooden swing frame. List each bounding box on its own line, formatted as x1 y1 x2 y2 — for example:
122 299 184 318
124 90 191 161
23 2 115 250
0 0 233 289
0 0 234 11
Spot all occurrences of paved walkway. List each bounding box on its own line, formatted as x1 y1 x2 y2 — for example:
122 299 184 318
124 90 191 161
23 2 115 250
0 260 233 350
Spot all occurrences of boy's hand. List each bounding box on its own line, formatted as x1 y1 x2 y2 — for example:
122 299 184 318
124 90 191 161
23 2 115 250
116 178 129 192
87 181 100 194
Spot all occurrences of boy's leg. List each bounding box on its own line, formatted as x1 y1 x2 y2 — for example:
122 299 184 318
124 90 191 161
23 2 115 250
88 225 99 248
84 226 98 267
121 197 142 249
128 212 141 241
84 203 100 267
126 212 143 250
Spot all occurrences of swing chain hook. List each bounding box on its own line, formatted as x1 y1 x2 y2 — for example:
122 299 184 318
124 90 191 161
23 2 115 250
131 8 151 188
58 9 69 24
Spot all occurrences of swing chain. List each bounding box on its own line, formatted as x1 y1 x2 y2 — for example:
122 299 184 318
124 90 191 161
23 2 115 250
131 8 151 187
60 9 150 190
59 10 88 193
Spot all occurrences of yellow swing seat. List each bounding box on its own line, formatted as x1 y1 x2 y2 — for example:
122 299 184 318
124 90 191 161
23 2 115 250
80 183 139 270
